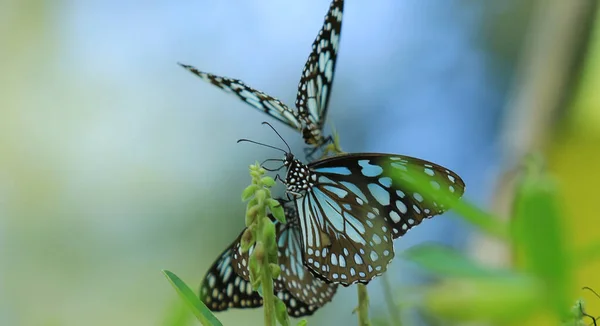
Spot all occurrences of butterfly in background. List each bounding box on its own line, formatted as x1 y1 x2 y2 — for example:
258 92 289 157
179 0 344 154
199 199 337 317
239 124 466 286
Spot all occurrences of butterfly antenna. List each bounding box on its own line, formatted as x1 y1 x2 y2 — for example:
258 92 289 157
261 121 291 153
237 138 287 154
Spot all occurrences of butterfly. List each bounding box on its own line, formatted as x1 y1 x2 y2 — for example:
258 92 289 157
239 124 466 286
199 199 337 317
179 0 344 153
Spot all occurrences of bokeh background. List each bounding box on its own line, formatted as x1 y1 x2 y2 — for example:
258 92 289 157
1 0 599 325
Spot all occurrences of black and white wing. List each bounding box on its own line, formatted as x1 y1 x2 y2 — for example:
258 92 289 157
179 63 303 131
232 201 337 311
201 231 321 317
288 153 465 285
295 0 344 134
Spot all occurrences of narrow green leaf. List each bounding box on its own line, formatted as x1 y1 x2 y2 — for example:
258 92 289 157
162 270 223 326
512 160 572 317
402 244 509 278
274 296 290 326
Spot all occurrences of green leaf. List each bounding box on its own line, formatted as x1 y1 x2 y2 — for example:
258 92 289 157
402 244 509 278
389 169 508 239
512 159 572 317
274 296 290 326
162 270 223 326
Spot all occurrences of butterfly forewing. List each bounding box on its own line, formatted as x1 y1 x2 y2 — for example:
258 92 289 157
310 154 465 239
231 202 337 307
295 0 344 140
370 155 466 238
179 64 303 131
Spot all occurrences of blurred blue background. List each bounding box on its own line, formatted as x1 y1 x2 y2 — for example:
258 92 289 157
5 0 598 325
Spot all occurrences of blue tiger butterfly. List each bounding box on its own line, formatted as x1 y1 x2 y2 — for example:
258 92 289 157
179 0 344 151
239 123 466 285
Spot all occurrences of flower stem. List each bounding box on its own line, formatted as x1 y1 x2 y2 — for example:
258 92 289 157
257 215 276 326
357 284 371 326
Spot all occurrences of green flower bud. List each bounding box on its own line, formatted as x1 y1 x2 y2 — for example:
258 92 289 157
261 176 275 187
240 227 255 253
254 242 265 265
270 263 281 279
242 184 259 201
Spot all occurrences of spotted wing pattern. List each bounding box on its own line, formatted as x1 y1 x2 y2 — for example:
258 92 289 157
199 246 262 312
200 232 321 317
232 201 337 308
179 63 303 131
283 153 465 285
296 0 344 135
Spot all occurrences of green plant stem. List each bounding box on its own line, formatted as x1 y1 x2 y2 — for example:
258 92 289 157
381 274 401 325
357 284 371 326
257 214 276 326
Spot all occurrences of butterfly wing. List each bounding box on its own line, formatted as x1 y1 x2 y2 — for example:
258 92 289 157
231 202 337 309
202 229 322 317
295 177 395 285
275 213 337 307
295 0 344 133
179 63 303 131
294 153 465 285
199 246 263 312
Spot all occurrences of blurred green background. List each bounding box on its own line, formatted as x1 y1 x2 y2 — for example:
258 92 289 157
1 1 599 325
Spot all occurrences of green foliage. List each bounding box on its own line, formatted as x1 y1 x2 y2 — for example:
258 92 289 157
400 156 598 324
162 270 223 326
512 158 572 317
